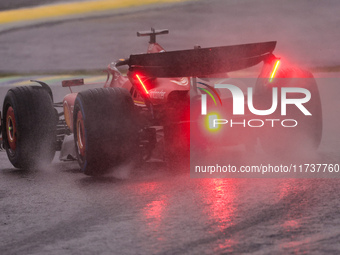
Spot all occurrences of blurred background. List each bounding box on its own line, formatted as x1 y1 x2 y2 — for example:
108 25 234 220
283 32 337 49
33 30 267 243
0 1 340 255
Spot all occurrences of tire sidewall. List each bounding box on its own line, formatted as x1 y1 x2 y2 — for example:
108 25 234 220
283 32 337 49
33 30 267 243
3 91 22 167
74 96 89 174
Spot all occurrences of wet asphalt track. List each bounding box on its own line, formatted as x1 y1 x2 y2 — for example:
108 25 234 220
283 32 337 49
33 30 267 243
1 1 340 254
1 0 340 73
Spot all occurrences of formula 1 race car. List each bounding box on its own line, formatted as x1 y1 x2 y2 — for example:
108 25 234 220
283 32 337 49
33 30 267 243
1 29 322 175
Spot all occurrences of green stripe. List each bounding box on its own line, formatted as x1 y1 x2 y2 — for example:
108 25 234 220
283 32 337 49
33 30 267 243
198 87 217 106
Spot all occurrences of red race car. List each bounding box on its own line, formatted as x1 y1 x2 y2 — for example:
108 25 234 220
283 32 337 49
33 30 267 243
1 29 322 175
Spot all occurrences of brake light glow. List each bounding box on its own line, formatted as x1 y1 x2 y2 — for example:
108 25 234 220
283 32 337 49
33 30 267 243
136 74 149 95
269 60 280 82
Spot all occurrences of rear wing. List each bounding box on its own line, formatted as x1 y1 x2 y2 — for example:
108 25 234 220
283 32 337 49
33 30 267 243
126 41 277 77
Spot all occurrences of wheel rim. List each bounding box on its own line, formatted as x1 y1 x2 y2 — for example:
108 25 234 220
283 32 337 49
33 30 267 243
6 106 17 151
76 110 86 157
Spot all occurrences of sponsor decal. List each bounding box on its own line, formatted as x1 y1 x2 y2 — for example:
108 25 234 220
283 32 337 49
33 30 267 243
170 77 189 86
149 90 166 99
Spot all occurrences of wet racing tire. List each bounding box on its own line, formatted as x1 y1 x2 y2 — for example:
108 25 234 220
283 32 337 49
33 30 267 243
257 68 322 155
2 86 57 169
73 87 138 176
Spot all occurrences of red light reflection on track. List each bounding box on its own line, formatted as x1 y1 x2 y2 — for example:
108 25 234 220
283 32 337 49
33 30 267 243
206 179 236 230
282 219 300 229
138 182 168 241
144 197 167 227
199 179 238 252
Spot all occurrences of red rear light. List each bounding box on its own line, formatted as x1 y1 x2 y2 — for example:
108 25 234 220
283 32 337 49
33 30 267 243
269 59 280 82
135 74 149 95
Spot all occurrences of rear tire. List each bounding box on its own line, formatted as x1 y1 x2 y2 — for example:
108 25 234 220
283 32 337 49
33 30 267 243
2 86 56 169
257 68 322 155
73 87 138 176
